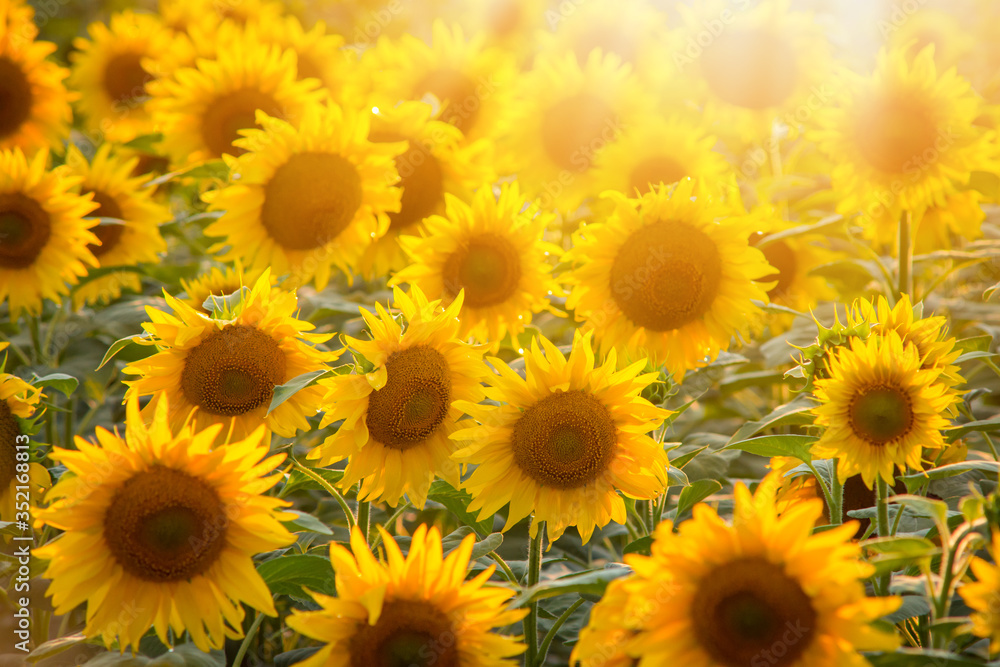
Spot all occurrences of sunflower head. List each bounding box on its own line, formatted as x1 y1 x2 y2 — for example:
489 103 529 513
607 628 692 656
0 371 48 523
35 394 295 652
179 260 268 313
961 532 1000 654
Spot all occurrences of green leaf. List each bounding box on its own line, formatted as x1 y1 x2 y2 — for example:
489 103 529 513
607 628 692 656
282 509 333 535
30 372 78 397
721 434 816 462
726 396 816 444
467 533 504 560
623 536 653 557
257 553 336 598
755 214 844 247
864 536 940 575
280 466 344 497
947 415 1000 442
675 479 722 517
97 332 151 370
427 480 494 537
202 285 250 316
122 132 164 152
145 160 229 187
889 495 949 528
881 596 932 624
267 369 333 415
955 335 993 354
510 566 631 608
669 445 707 469
718 369 791 394
898 461 1000 493
25 634 87 663
666 466 689 487
865 650 983 667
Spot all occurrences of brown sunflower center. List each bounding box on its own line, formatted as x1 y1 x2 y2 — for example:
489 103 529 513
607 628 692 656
85 190 126 258
750 234 796 298
201 87 284 158
414 68 479 134
609 219 722 332
628 155 688 194
0 401 20 490
849 384 913 445
442 233 522 308
103 52 150 106
512 389 617 489
541 93 618 171
0 56 33 140
366 346 452 450
261 152 364 251
854 95 939 173
104 466 228 582
700 29 799 110
349 598 458 667
389 143 445 232
692 557 817 667
0 193 51 269
180 324 287 417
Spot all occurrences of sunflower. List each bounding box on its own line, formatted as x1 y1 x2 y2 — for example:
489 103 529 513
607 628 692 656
563 179 773 381
158 0 285 37
391 182 562 349
68 11 193 143
1 0 36 46
811 329 958 488
908 189 987 252
573 474 901 666
451 0 549 58
179 260 267 313
34 394 296 652
452 330 670 543
591 114 732 198
309 286 487 508
0 23 73 153
146 30 324 166
203 104 403 290
63 144 170 308
360 101 496 280
287 524 525 666
122 270 337 444
498 50 647 211
365 20 516 142
960 532 1000 653
885 7 971 72
571 578 636 667
0 148 98 318
0 372 48 524
811 45 996 240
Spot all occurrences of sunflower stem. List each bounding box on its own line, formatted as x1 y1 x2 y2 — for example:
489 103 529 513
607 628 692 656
875 476 892 594
896 210 913 301
290 459 355 530
535 598 584 667
357 500 370 544
488 551 519 585
829 460 844 526
642 498 657 534
232 610 265 667
524 520 544 667
28 315 42 364
368 501 411 551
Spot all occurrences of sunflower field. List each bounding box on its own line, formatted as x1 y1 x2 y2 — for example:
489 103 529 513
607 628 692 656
6 0 1000 665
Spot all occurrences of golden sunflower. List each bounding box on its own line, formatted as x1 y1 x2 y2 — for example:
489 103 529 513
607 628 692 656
497 50 647 212
811 45 996 239
885 7 971 72
811 329 958 488
64 144 170 308
908 189 986 252
360 101 496 280
159 0 285 38
563 179 772 381
365 20 516 142
123 270 337 444
391 182 562 349
960 532 1000 653
452 0 549 58
1 0 36 46
591 114 732 198
146 30 324 166
575 474 901 666
35 394 296 652
0 148 98 318
309 286 487 508
571 578 636 667
203 104 403 290
0 371 48 524
179 260 268 313
452 330 670 543
0 23 73 153
287 524 526 667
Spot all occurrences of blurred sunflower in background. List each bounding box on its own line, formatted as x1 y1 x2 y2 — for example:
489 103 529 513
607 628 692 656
452 330 670 543
961 531 1000 653
310 286 487 508
1 0 37 43
0 370 47 523
179 260 268 313
64 144 170 308
392 182 562 349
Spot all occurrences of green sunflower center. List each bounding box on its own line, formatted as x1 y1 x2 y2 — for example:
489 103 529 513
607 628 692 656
849 384 914 445
442 233 522 308
628 155 688 194
0 56 33 140
103 51 150 106
414 68 478 134
511 389 617 489
366 345 452 450
180 324 287 417
854 95 939 173
609 219 722 332
692 557 817 667
388 143 444 232
201 87 284 158
0 401 21 490
104 466 228 582
85 190 126 258
0 193 52 269
349 598 458 667
261 151 364 251
751 234 797 298
700 28 799 110
541 93 618 171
